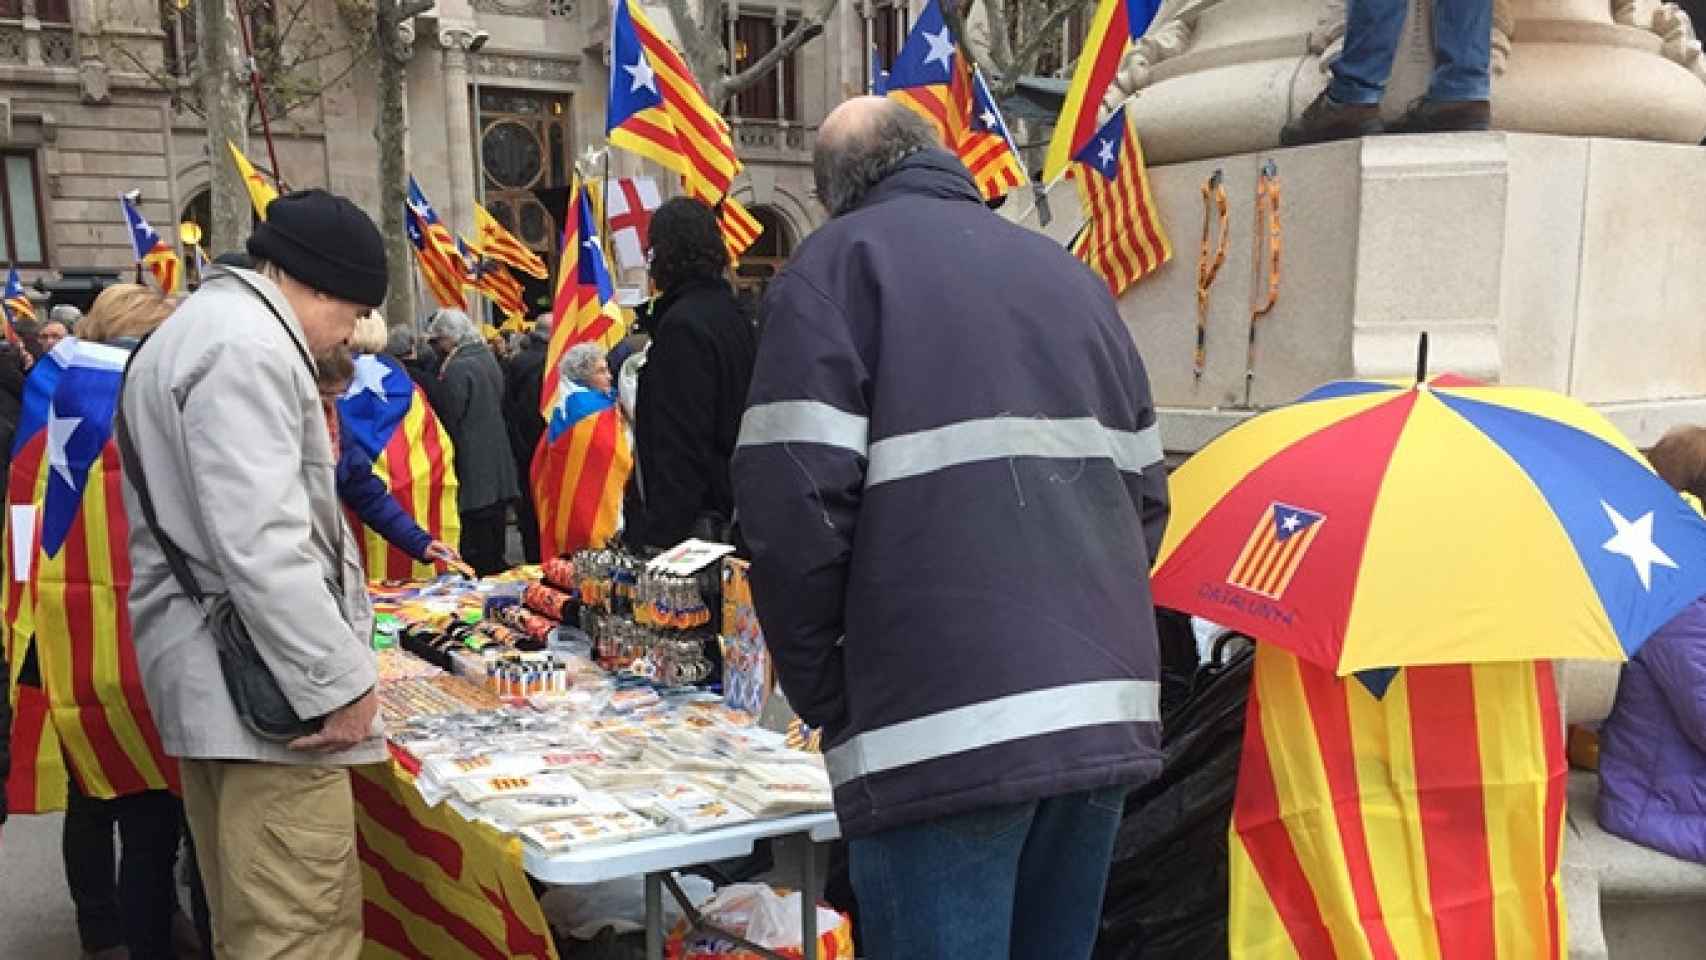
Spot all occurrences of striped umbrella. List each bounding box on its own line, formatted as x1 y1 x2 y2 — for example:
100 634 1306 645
1152 374 1706 675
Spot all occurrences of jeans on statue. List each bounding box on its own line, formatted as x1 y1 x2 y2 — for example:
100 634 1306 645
848 786 1128 960
1329 0 1492 105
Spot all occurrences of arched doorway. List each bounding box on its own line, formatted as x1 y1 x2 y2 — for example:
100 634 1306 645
180 189 211 286
732 205 795 310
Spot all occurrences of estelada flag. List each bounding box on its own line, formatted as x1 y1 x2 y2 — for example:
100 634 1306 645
120 195 182 294
355 758 559 959
4 339 178 813
3 265 36 322
406 176 468 310
1069 104 1171 296
955 64 1026 203
542 181 626 416
532 381 633 559
885 0 963 146
337 353 461 581
227 140 279 220
1041 0 1162 183
1231 645 1566 959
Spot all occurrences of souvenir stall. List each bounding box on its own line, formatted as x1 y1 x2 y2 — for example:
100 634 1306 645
357 545 848 960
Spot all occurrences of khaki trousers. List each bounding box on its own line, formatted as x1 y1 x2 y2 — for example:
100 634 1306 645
180 759 363 960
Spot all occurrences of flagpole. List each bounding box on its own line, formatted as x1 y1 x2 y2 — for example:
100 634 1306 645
1012 87 1145 229
231 0 284 189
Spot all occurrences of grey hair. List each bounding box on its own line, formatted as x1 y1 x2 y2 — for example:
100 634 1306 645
531 314 553 342
813 101 940 217
559 342 606 384
48 304 81 327
384 324 415 357
427 308 479 344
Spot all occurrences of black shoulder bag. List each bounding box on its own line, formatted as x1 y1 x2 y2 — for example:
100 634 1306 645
113 272 340 743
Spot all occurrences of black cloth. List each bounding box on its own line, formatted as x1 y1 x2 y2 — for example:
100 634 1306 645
0 346 26 478
634 278 756 550
63 781 184 959
435 343 520 514
504 335 549 562
245 189 387 308
461 502 511 577
732 149 1170 838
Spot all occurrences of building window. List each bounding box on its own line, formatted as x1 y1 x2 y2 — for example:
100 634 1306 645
863 0 907 91
730 13 799 121
0 153 46 267
35 0 70 23
733 204 794 303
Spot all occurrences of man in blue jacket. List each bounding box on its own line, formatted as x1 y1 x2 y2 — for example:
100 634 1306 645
732 96 1170 959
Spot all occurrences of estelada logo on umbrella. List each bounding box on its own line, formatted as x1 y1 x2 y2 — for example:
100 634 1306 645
1226 502 1326 599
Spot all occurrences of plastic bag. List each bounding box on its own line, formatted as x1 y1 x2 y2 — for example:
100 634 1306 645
667 883 854 960
543 874 716 940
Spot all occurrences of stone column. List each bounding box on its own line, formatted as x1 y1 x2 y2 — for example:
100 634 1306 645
439 24 480 238
773 8 788 120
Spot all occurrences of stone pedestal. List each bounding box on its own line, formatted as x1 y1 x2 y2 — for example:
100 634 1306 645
1081 131 1706 451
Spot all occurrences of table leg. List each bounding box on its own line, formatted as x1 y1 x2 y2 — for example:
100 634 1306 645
798 837 819 960
646 871 664 960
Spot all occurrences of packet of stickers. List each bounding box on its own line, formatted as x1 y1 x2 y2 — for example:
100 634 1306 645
520 810 667 853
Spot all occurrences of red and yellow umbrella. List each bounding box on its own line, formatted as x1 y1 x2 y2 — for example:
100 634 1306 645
1152 375 1706 675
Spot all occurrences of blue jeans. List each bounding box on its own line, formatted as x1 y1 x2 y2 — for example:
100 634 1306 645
1329 0 1491 104
848 786 1127 959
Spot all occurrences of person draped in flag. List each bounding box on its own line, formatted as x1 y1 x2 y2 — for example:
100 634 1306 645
532 342 633 558
732 97 1169 958
1041 0 1162 184
317 344 464 579
7 282 192 960
119 194 182 294
604 0 764 257
632 198 755 550
1068 104 1172 296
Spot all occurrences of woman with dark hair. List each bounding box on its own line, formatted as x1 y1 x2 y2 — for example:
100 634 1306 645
633 197 757 550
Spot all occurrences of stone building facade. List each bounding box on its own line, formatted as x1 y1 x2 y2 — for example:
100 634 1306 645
0 0 932 314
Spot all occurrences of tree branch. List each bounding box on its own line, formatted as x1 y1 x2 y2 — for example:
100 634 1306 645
663 0 725 91
711 0 839 103
1009 0 1091 73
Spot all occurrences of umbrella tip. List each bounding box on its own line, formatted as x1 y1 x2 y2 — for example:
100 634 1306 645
1415 331 1430 386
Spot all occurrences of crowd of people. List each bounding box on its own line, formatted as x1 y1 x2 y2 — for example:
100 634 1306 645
0 88 1702 960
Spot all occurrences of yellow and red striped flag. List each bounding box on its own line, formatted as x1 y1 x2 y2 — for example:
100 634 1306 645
406 176 468 311
120 196 182 294
227 140 279 220
1041 0 1162 183
542 181 627 417
955 64 1026 202
5 340 178 813
1231 644 1567 959
474 203 548 280
532 383 633 558
1068 104 1171 296
355 757 559 959
337 353 462 581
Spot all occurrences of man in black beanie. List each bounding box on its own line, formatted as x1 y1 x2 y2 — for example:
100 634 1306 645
121 189 388 958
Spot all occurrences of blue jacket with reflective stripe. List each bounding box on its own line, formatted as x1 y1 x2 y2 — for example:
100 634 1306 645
733 149 1170 838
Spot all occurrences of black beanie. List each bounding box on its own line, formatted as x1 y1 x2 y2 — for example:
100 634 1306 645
246 189 387 308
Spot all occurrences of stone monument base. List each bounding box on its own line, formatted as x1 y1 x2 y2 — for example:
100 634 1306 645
1046 132 1706 453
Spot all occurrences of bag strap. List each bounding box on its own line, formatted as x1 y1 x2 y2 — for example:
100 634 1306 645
113 339 209 613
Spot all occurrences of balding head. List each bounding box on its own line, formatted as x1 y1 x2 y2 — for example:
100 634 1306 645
813 97 941 217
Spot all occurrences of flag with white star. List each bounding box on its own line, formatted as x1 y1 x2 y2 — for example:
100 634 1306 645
1068 104 1171 296
4 337 178 814
884 0 962 147
953 64 1026 202
335 351 463 580
404 176 468 310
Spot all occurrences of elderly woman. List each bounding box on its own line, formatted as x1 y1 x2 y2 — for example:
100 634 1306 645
1598 426 1706 865
559 341 614 396
427 308 519 575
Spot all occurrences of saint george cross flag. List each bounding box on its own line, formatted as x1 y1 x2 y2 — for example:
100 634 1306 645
603 177 661 273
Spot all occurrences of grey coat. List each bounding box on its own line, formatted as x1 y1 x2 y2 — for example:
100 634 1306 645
435 342 520 513
121 267 383 766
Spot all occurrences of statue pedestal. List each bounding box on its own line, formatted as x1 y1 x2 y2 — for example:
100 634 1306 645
1068 131 1706 450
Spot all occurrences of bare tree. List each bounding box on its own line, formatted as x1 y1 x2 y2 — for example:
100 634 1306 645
942 0 1098 101
194 0 252 254
663 0 838 106
372 0 435 326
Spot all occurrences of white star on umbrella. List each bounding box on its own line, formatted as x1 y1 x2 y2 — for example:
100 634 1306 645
45 407 82 490
625 53 657 95
1096 138 1116 169
922 27 955 73
343 354 393 401
1601 500 1677 591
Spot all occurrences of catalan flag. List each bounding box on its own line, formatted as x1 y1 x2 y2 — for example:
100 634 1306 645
532 381 633 558
1231 645 1566 959
473 259 529 323
542 181 626 416
885 0 963 146
406 177 468 310
3 265 36 322
606 0 762 257
4 340 178 813
337 353 461 581
120 196 181 294
1040 0 1162 184
1226 502 1325 600
227 139 279 220
355 759 559 960
955 64 1026 202
474 203 548 280
1068 105 1171 296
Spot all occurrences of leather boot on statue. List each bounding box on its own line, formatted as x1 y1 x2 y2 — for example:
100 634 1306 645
1386 97 1492 135
1279 90 1383 147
